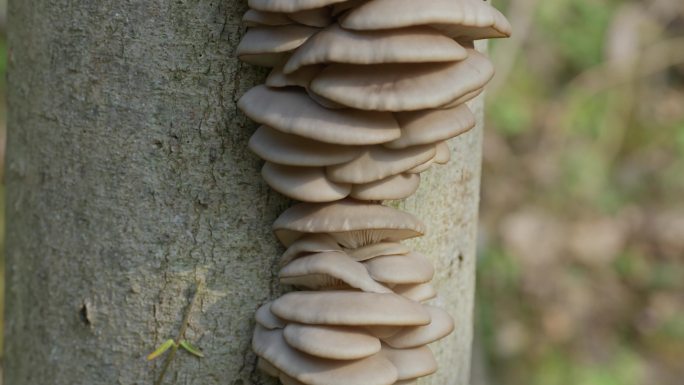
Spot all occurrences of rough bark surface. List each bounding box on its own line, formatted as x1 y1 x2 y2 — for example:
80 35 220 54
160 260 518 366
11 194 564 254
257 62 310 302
4 1 483 384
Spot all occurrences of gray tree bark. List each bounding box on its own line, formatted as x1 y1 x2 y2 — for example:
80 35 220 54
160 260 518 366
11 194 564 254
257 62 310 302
4 1 484 384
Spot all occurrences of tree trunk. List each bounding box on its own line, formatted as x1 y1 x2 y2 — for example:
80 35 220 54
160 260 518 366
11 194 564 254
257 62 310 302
4 1 484 384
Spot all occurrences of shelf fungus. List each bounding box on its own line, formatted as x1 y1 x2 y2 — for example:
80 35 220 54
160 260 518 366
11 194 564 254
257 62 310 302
237 0 510 383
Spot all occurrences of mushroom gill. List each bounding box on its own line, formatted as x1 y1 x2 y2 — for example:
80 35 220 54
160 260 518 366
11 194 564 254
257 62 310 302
237 0 510 383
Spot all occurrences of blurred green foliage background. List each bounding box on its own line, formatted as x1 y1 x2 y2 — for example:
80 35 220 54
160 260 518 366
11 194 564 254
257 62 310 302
0 0 681 384
478 0 683 384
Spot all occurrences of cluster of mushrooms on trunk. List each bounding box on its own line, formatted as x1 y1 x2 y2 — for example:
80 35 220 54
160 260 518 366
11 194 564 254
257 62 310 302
236 0 510 384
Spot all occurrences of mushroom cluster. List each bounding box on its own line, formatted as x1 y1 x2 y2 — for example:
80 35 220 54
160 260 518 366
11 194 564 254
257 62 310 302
237 0 510 383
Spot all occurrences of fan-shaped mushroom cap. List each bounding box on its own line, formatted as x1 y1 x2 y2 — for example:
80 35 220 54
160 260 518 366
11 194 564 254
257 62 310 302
364 252 435 284
393 283 437 302
382 306 455 348
237 25 319 67
254 326 398 385
250 126 362 167
281 234 342 265
381 345 438 380
350 173 421 201
271 291 431 326
288 7 333 27
433 142 451 165
344 242 410 262
262 163 351 202
341 0 512 40
309 50 494 111
249 0 347 13
243 9 293 27
284 324 382 360
280 251 392 293
366 325 401 339
256 302 287 329
273 200 425 247
266 64 323 88
238 86 401 145
327 145 436 184
258 357 281 377
439 87 484 109
406 158 434 174
284 24 467 74
386 104 475 149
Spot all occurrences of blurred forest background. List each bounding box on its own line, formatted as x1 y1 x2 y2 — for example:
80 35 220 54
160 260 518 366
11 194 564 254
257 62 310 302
0 0 681 384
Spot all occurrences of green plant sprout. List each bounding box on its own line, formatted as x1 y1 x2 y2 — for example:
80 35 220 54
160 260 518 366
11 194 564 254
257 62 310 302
147 282 204 385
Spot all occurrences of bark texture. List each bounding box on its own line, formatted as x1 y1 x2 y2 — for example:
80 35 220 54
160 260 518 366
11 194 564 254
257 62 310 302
4 1 483 384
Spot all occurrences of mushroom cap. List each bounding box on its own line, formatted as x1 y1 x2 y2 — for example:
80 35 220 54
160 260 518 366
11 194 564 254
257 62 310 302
350 173 421 201
258 357 281 377
344 242 410 262
262 162 352 202
273 200 425 247
280 251 392 293
364 252 435 284
382 306 455 348
237 25 319 67
405 158 434 174
386 104 475 149
381 345 438 380
249 0 347 13
433 141 451 165
284 324 382 360
287 7 333 27
238 86 401 145
271 291 431 326
393 283 437 302
256 301 287 329
266 64 323 88
341 0 512 40
438 87 484 109
249 126 362 167
243 9 293 27
366 325 401 339
281 234 342 265
309 50 495 111
284 24 467 73
253 326 398 385
327 144 436 184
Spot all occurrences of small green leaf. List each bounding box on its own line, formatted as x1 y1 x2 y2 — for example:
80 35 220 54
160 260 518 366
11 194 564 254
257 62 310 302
179 340 204 358
147 339 175 361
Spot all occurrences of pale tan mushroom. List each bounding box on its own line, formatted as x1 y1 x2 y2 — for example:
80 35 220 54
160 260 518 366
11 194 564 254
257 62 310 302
309 50 494 111
341 0 512 40
237 25 319 67
256 301 287 330
433 141 451 165
280 234 342 265
382 306 455 348
381 344 438 381
258 357 281 377
243 9 293 27
284 24 467 73
266 64 324 88
270 291 431 326
392 283 437 302
249 126 361 167
363 252 435 284
253 326 399 385
238 86 401 145
284 324 382 360
261 162 351 202
350 174 421 201
326 145 436 184
249 0 348 13
273 200 425 247
280 251 392 293
386 104 475 149
344 242 410 262
405 158 434 174
287 7 333 27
